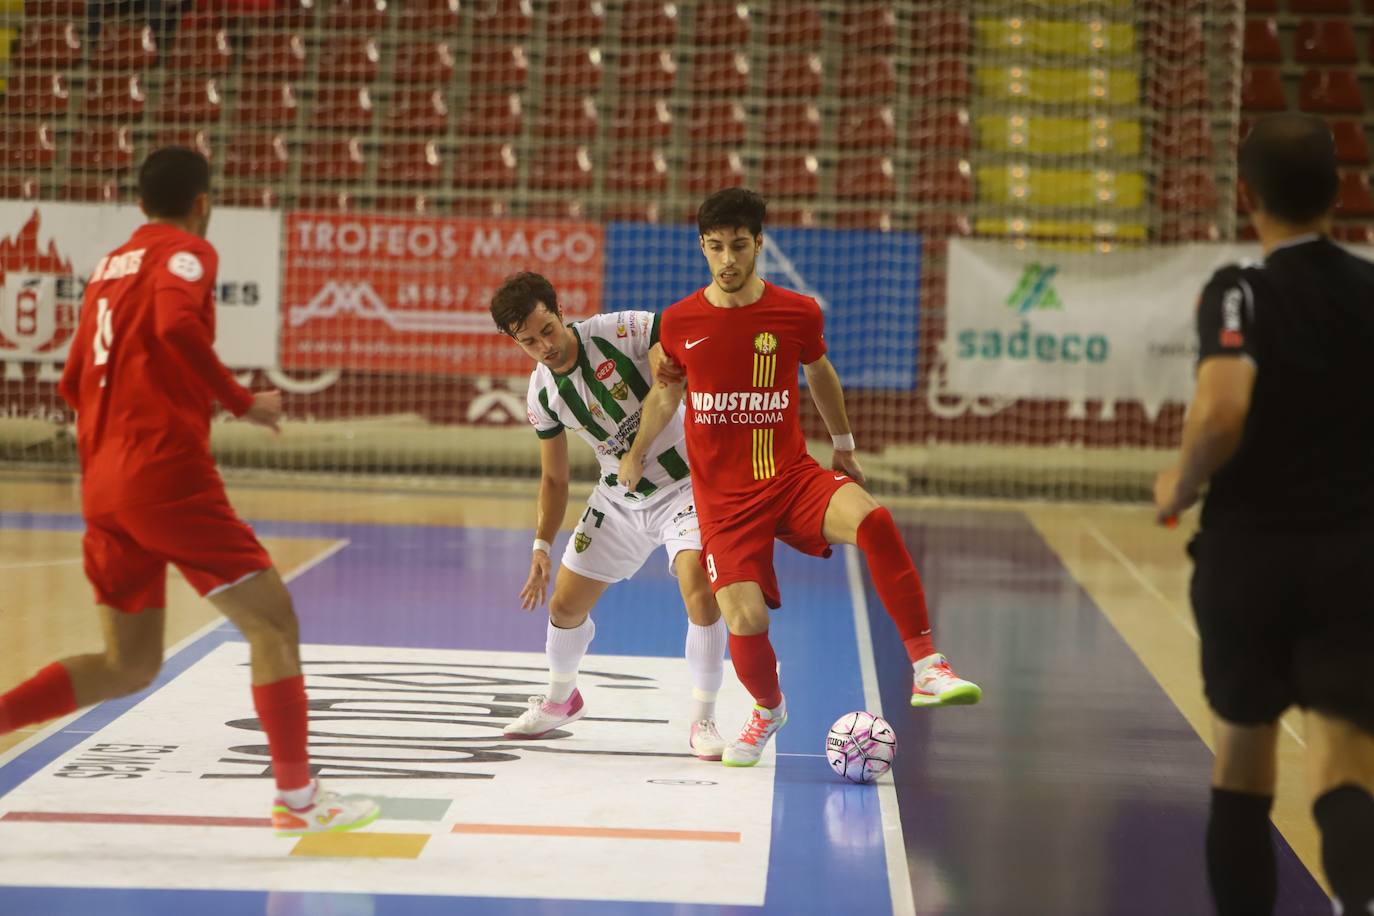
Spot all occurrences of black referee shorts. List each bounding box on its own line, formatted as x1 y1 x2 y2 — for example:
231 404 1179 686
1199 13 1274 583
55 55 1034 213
1189 526 1374 736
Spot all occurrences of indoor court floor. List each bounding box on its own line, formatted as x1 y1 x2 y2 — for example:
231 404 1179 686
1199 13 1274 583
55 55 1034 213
0 472 1334 915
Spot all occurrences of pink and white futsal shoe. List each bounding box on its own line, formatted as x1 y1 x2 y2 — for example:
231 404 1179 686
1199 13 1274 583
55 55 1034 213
503 689 586 738
689 719 727 761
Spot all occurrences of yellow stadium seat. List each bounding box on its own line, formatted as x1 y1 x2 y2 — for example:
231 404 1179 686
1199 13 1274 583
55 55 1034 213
976 67 1139 105
974 217 1147 241
975 18 1137 57
977 166 1146 209
976 115 1141 156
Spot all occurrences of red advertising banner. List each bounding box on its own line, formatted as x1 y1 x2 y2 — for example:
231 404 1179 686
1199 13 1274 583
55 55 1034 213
281 213 603 375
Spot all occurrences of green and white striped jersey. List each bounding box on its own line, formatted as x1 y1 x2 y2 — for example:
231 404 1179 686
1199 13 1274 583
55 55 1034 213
525 310 690 505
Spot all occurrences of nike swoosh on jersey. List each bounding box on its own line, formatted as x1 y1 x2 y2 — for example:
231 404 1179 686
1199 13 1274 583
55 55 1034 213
684 337 709 349
834 475 848 481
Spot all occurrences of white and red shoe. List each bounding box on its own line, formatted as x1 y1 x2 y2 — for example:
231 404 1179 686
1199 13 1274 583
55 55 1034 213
722 697 788 767
503 689 586 738
689 719 726 761
271 781 380 837
910 654 982 707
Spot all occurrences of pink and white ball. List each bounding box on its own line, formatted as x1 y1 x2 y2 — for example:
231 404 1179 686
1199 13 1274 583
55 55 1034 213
826 711 897 784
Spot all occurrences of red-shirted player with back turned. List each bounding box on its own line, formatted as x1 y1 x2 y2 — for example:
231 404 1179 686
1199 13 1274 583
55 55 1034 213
0 147 378 834
620 188 981 767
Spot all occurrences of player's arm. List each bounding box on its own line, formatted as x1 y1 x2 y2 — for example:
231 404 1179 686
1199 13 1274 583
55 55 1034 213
521 431 571 609
803 354 865 485
57 320 87 410
618 342 684 491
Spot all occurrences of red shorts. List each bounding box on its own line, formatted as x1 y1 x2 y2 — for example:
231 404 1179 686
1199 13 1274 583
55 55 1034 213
698 459 853 609
83 488 272 614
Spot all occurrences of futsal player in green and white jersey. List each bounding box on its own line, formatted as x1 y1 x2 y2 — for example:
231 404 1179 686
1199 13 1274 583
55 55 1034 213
489 272 728 760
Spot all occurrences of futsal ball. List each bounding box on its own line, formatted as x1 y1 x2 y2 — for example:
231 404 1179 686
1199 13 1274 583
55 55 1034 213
826 711 896 784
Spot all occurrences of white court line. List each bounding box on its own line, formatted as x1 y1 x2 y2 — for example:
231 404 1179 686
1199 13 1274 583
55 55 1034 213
845 544 918 916
0 538 352 770
0 558 82 571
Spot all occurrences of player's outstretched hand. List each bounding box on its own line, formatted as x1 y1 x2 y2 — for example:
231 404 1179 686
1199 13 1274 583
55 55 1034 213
1153 466 1197 526
618 451 645 492
243 390 283 433
520 550 552 609
832 448 866 486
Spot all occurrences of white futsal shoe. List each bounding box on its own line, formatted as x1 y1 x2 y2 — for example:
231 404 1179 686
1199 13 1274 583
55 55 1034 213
272 781 380 837
503 689 586 738
689 719 727 761
910 654 982 707
722 697 788 768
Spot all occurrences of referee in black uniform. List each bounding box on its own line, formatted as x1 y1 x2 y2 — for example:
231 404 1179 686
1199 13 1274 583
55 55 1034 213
1155 113 1374 914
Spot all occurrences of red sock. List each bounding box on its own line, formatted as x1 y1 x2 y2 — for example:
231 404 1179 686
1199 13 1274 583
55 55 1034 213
857 507 936 663
0 662 77 734
729 631 783 709
252 675 312 792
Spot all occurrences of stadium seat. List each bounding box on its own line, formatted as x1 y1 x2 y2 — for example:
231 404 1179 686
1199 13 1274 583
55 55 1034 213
1150 64 1210 109
233 80 300 128
692 52 750 95
615 50 678 93
318 36 382 83
81 74 147 119
838 103 896 150
89 24 158 72
839 3 897 51
451 142 517 189
1332 120 1370 164
1299 69 1364 112
528 144 595 191
758 2 821 46
61 178 123 202
1245 0 1278 9
295 190 356 211
157 77 223 124
693 3 749 46
240 32 309 81
68 125 135 171
600 201 664 222
468 45 529 91
1156 168 1220 213
379 193 441 215
308 86 375 130
684 99 747 145
397 0 462 31
910 108 971 153
164 20 233 75
1153 116 1214 160
377 140 443 185
223 133 290 180
1331 222 1374 244
1146 16 1206 61
835 155 893 201
322 0 389 33
976 114 1140 156
976 66 1138 106
300 137 367 182
272 0 319 28
683 148 744 196
541 46 604 92
1336 171 1374 217
1289 0 1352 11
1239 68 1287 111
2 72 70 116
760 102 820 147
610 96 673 143
838 55 896 99
604 147 668 193
912 159 973 203
219 186 280 208
1295 19 1358 63
12 22 82 69
456 92 523 138
1156 220 1221 243
152 128 214 160
1243 19 1282 62
393 40 456 86
21 0 83 16
525 199 588 220
0 177 41 199
910 59 971 102
471 0 534 39
533 95 599 139
0 121 57 168
620 1 678 45
759 154 821 198
763 52 823 97
546 0 605 42
912 10 969 54
387 88 449 134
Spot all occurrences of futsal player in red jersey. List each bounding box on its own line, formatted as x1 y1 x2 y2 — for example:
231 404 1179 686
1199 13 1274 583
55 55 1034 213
620 188 981 766
0 148 378 835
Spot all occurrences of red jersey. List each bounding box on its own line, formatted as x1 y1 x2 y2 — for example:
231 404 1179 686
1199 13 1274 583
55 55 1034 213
660 282 827 522
59 223 254 517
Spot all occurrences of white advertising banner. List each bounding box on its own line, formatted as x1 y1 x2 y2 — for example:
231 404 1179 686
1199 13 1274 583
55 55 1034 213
945 238 1261 405
0 202 280 368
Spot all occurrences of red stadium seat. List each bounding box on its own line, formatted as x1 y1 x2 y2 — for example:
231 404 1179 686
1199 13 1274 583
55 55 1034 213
300 137 367 182
322 0 389 32
61 178 124 202
758 3 821 46
533 95 599 139
468 45 529 91
471 0 534 39
0 176 42 200
69 125 135 171
768 206 818 228
694 3 749 46
542 46 604 92
233 80 300 128
616 50 678 93
157 77 223 124
451 143 518 189
763 52 823 97
546 0 605 42
82 74 147 119
318 36 382 83
528 144 595 191
760 102 820 147
377 140 443 186
910 59 971 102
152 128 214 161
456 92 523 138
393 40 456 86
1295 19 1358 63
308 86 375 130
1239 68 1287 111
683 148 744 196
1336 171 1374 217
838 54 896 99
834 210 892 231
610 96 673 143
620 1 678 45
1243 19 1282 62
1332 120 1370 164
224 133 291 180
89 24 157 72
839 3 897 51
912 10 970 54
1147 16 1206 61
600 201 664 223
1156 168 1220 213
22 0 83 15
605 147 668 194
164 20 233 75
387 89 449 134
241 32 309 81
693 52 750 95
2 72 70 116
759 153 821 198
1290 0 1352 11
910 108 971 153
912 159 973 203
12 22 83 69
219 187 280 208
835 155 894 201
1299 69 1364 112
1331 222 1374 244
1156 220 1220 243
398 0 461 31
1153 116 1214 160
295 190 356 212
684 99 747 145
0 121 58 168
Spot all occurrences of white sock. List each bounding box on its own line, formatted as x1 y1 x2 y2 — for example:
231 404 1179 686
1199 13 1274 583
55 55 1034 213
686 618 727 721
279 779 317 810
546 617 595 703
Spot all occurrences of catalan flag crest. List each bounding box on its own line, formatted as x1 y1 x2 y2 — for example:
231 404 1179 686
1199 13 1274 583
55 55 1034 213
752 331 778 389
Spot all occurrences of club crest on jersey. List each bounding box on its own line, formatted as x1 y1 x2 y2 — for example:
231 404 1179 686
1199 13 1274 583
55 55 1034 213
590 403 606 419
574 533 592 553
609 381 628 401
595 359 616 381
617 320 628 338
753 332 778 355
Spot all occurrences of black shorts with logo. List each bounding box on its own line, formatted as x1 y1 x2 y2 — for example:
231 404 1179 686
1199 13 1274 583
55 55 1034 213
1190 526 1374 735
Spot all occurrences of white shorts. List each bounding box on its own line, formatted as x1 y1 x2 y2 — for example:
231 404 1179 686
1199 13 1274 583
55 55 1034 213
559 482 702 584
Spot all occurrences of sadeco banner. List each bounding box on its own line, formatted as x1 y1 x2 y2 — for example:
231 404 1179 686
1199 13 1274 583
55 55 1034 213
281 213 603 376
0 203 281 368
603 224 922 389
945 238 1261 403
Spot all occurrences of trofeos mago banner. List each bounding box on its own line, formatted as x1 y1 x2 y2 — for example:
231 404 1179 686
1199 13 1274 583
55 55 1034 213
0 202 281 368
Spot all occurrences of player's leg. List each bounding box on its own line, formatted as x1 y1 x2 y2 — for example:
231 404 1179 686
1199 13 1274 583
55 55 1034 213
1305 710 1374 914
714 581 788 767
1207 717 1281 916
818 480 980 707
673 550 727 759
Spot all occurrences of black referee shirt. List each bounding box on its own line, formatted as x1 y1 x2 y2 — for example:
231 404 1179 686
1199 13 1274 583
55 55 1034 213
1196 235 1374 530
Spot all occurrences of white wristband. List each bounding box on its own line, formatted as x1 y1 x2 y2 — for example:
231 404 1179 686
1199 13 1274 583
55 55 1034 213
533 538 552 555
832 433 856 451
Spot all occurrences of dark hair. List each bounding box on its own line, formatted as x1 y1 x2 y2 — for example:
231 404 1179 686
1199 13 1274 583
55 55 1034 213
1239 114 1338 223
697 187 766 237
137 146 211 218
491 271 560 336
